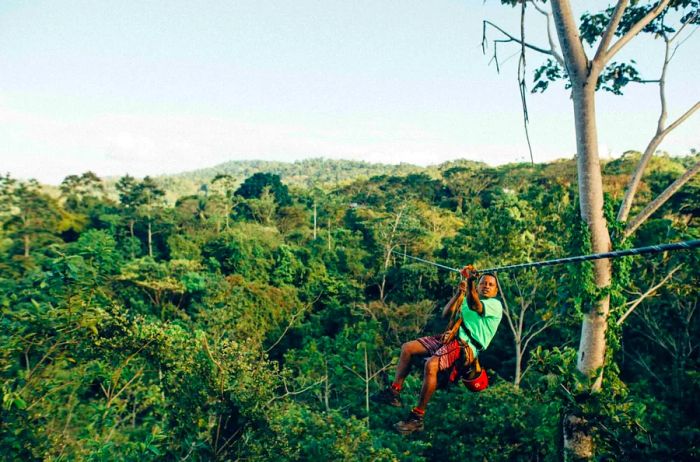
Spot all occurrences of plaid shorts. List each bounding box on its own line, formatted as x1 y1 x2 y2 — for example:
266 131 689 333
416 335 463 371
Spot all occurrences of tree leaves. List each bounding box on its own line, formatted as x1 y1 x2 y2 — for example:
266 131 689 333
1 156 698 460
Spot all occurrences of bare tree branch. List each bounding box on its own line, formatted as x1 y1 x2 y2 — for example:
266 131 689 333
522 316 557 355
661 101 700 136
531 0 565 66
482 20 555 56
215 426 243 457
617 265 682 326
593 0 629 65
496 275 519 341
670 26 699 62
603 0 672 65
632 353 665 386
502 297 519 340
106 366 144 409
683 299 697 326
635 309 676 355
623 160 700 238
498 273 556 386
617 24 699 224
342 361 393 382
26 380 76 411
265 293 323 353
668 9 699 50
522 311 544 340
265 377 324 407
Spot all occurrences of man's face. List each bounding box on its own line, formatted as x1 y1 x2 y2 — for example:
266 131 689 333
478 275 498 298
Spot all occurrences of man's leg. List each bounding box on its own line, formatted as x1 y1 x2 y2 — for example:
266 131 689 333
393 340 429 388
395 355 439 435
415 356 439 412
372 339 429 407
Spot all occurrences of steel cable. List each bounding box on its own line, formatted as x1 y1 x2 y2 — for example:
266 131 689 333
392 239 700 274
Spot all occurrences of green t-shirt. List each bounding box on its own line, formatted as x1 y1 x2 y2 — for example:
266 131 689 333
458 297 503 357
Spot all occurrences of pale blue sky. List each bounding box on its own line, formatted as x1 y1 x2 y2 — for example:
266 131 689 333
1 1 698 184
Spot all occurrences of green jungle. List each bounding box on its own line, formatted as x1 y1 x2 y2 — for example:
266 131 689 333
1 154 698 461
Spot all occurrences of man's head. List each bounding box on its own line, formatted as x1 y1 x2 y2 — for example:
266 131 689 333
477 273 499 298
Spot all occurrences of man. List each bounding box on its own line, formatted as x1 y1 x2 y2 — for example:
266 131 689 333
372 265 503 435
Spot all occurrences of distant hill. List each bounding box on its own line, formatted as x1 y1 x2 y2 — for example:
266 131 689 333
172 158 424 186
149 158 489 202
43 152 698 208
94 151 697 204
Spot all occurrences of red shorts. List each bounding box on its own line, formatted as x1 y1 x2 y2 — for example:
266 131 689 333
416 335 462 371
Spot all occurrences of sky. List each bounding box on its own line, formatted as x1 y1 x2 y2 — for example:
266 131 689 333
1 0 698 185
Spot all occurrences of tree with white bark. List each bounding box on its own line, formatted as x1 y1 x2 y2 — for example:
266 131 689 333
483 1 698 458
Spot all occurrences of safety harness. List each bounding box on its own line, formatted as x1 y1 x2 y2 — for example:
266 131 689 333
441 290 489 392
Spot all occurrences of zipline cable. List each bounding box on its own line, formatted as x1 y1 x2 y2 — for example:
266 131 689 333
392 239 700 274
394 252 461 273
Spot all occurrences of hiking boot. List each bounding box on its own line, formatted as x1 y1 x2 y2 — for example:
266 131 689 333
394 410 424 435
371 386 402 407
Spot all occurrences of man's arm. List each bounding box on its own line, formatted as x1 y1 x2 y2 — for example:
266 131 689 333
442 280 467 318
441 282 466 318
461 265 484 316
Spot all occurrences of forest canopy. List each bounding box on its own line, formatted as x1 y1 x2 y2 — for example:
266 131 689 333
1 154 698 461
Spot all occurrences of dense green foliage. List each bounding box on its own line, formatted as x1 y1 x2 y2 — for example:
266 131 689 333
1 155 698 461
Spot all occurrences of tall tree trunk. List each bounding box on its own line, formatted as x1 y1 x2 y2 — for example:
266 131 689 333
128 219 136 259
549 0 677 457
572 82 612 388
514 341 523 389
379 242 393 303
550 2 614 456
323 358 330 412
148 221 153 257
327 217 331 251
363 345 370 427
563 78 612 462
21 214 30 258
